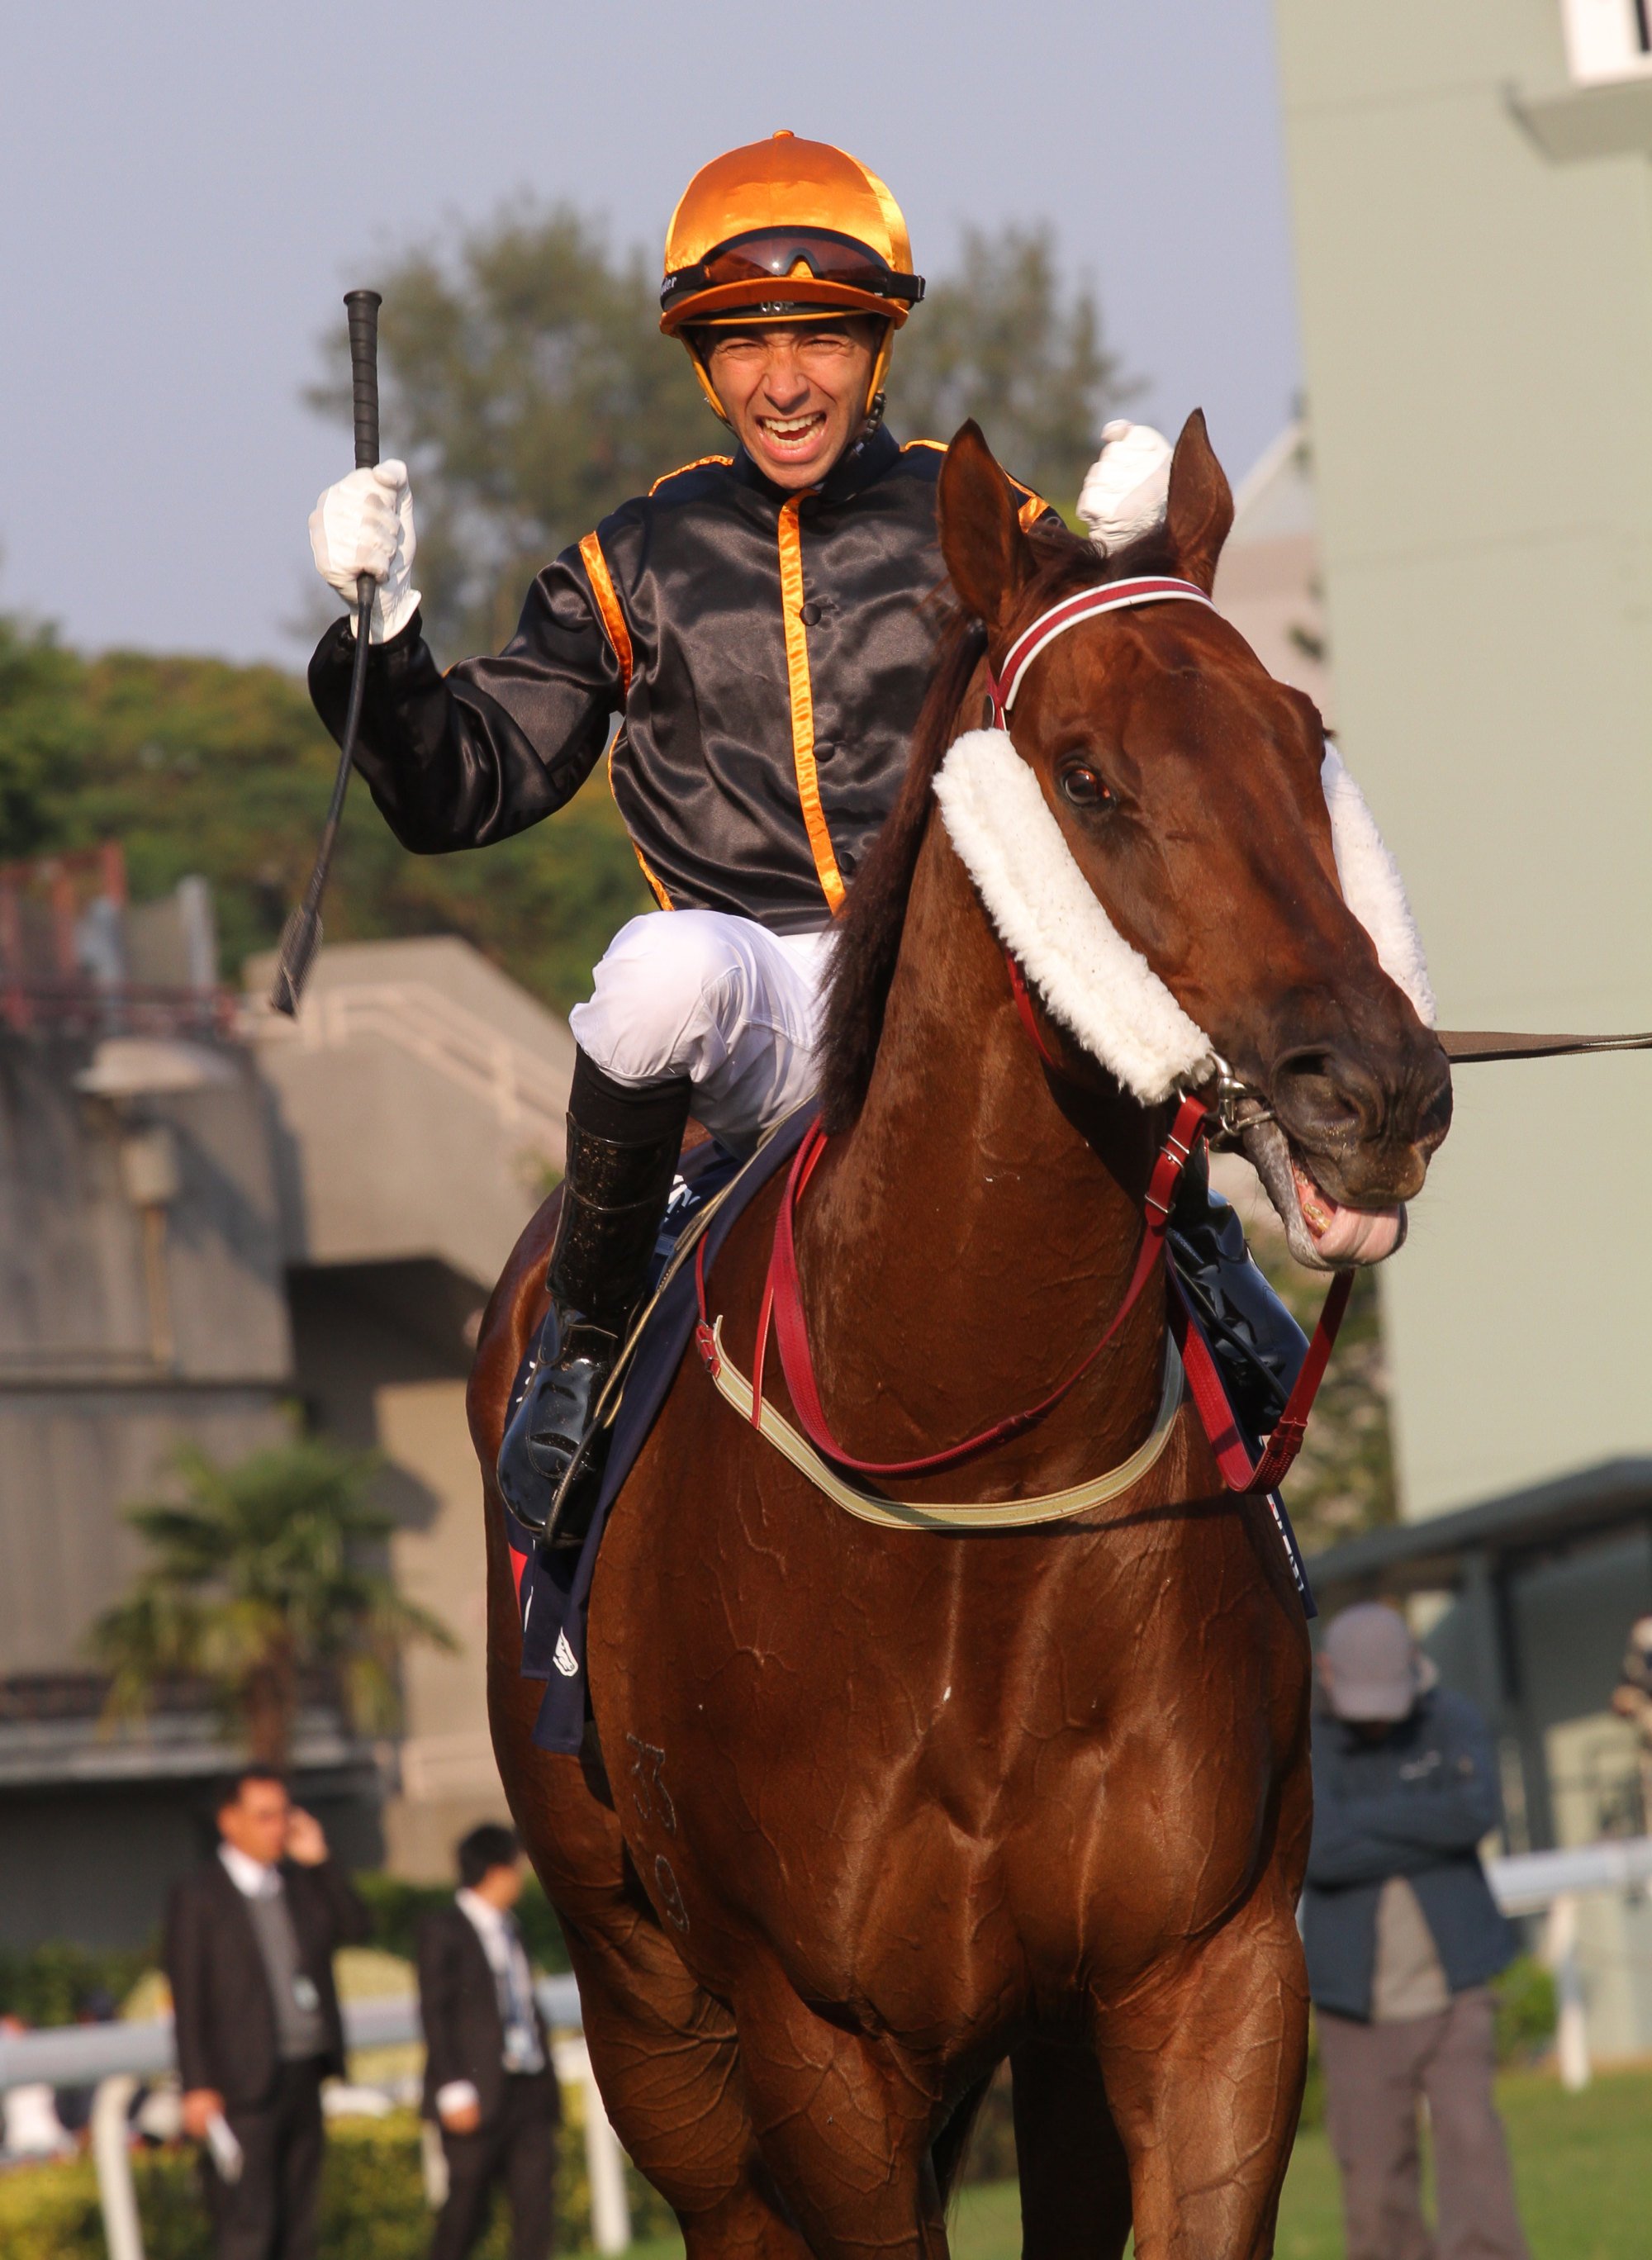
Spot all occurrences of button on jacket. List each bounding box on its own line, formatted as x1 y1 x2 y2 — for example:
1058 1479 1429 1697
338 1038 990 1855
1303 1687 1515 2022
309 427 1056 935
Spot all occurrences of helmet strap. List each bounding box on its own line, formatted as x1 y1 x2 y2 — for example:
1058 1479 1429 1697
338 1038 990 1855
863 320 895 430
681 337 733 426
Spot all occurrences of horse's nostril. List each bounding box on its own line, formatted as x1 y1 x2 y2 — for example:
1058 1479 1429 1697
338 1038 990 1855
1274 1050 1366 1130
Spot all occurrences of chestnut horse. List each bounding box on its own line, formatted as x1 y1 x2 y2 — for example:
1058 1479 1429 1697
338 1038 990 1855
469 415 1450 2260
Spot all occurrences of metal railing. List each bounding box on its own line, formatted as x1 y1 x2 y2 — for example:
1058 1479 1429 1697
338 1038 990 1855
0 1976 628 2260
1487 1833 1652 2093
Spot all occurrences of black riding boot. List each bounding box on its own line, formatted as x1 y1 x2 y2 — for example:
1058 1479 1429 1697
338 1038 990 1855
1167 1150 1310 1450
497 1056 691 1543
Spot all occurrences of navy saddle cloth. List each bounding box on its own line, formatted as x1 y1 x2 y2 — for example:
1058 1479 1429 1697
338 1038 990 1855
502 1110 814 1757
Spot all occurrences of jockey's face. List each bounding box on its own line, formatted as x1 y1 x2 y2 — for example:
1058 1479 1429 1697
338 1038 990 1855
704 318 881 489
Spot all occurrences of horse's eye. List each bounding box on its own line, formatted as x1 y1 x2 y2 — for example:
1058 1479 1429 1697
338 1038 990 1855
1060 764 1113 810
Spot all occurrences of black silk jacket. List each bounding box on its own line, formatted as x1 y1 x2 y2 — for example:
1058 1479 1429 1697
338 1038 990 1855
309 425 1055 933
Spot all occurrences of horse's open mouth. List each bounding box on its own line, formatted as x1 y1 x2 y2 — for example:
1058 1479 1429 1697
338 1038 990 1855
1240 1118 1407 1271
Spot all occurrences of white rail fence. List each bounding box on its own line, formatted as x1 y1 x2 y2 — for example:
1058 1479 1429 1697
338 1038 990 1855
0 1974 626 2260
4 1840 1650 2258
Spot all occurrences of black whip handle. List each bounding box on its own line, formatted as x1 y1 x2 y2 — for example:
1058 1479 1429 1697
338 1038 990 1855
345 289 382 470
266 287 382 1018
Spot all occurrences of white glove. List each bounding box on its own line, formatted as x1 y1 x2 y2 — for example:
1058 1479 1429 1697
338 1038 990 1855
308 460 420 643
1077 420 1174 552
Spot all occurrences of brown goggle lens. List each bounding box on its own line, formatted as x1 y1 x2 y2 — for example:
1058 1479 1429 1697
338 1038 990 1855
663 229 923 310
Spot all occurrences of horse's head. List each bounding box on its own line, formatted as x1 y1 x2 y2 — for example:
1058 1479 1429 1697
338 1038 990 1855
935 415 1451 1268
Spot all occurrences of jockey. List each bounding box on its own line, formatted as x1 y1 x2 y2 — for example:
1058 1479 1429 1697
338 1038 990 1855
306 132 1298 1539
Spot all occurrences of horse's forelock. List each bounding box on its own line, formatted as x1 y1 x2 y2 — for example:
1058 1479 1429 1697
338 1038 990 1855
817 528 1105 1134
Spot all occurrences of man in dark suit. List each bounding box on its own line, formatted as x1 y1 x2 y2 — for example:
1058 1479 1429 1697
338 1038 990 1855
419 1824 562 2260
164 1767 369 2260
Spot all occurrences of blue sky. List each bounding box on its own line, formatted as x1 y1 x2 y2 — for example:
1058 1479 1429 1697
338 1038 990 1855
0 0 1299 665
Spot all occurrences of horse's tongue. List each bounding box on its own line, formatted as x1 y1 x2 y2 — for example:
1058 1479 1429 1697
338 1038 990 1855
1290 1159 1403 1264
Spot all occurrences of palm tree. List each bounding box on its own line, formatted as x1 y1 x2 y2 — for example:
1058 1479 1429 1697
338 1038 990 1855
88 1434 456 1769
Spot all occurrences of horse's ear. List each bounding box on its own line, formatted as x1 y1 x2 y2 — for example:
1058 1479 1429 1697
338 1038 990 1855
1162 410 1234 595
938 420 1035 629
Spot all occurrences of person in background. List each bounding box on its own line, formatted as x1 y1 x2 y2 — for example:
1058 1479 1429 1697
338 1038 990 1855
1304 1602 1531 2260
164 1767 368 2260
418 1823 561 2260
1609 1612 1652 1828
54 1985 119 2144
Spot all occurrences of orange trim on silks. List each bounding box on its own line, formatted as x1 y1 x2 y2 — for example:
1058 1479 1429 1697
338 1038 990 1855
607 738 674 911
648 453 733 496
579 531 672 911
578 532 634 697
776 497 847 915
901 442 1052 528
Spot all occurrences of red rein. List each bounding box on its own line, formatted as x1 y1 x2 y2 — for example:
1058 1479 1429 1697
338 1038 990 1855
697 959 1354 1498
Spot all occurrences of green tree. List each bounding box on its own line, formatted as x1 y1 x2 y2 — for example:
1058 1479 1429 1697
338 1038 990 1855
885 222 1137 510
0 617 650 1006
0 615 92 859
88 1436 455 1770
313 207 1136 653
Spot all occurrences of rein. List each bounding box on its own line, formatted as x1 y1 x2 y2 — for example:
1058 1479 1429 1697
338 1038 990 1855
696 1015 1352 1506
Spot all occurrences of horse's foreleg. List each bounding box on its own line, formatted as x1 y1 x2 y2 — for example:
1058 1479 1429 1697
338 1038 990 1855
1010 2034 1133 2260
1094 1898 1308 2260
732 1958 949 2260
502 1744 808 2260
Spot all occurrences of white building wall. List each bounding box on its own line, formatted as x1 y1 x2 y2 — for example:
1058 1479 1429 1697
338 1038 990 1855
1274 0 1652 1516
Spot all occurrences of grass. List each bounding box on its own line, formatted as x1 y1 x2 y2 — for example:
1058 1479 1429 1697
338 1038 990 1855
625 2063 1652 2259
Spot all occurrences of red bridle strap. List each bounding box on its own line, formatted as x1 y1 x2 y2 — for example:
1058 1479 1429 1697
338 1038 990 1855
987 575 1214 724
730 1093 1209 1480
1005 952 1061 1070
1171 1267 1354 1495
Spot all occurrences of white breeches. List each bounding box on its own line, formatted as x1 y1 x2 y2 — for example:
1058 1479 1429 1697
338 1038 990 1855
567 911 835 1153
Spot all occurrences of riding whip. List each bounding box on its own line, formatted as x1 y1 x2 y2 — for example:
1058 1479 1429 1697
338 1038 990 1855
268 287 382 1018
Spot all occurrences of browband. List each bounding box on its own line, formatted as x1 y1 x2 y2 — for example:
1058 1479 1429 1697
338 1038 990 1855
988 576 1214 721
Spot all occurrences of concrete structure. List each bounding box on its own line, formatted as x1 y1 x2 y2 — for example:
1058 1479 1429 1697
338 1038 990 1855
245 938 576 1879
1274 0 1652 2052
1274 0 1652 1514
0 862 577 1942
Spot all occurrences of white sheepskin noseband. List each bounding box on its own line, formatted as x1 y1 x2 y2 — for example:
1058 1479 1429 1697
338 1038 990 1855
1319 746 1436 1027
933 730 1435 1103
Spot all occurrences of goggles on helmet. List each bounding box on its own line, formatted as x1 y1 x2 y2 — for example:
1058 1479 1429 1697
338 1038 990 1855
660 228 925 321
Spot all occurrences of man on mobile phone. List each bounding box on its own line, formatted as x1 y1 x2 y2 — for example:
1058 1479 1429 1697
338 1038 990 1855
164 1767 368 2260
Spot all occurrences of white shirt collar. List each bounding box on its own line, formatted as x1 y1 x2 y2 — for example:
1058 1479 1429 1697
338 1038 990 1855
219 1842 281 1899
455 1887 510 1937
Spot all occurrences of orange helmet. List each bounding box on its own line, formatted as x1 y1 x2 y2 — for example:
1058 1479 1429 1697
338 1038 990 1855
661 131 923 423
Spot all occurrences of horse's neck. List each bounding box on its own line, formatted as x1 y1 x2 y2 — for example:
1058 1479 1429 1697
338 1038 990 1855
801 812 1168 1484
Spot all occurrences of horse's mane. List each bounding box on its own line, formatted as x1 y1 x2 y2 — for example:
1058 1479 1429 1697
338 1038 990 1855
818 519 1150 1133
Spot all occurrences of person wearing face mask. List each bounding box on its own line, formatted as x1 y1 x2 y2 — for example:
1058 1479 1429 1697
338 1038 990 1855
306 131 1298 1543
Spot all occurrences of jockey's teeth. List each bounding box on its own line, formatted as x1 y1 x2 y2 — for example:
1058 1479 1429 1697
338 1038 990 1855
761 414 824 445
